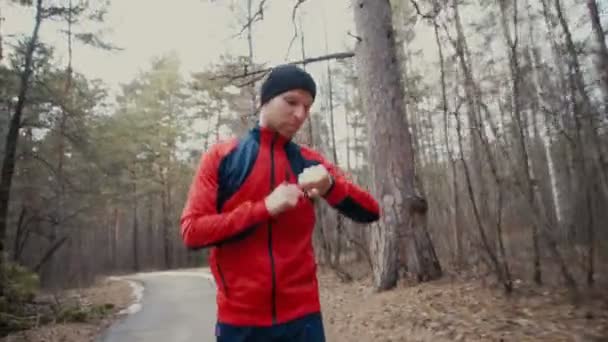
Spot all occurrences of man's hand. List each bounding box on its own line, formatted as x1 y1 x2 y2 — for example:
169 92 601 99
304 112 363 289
265 183 304 216
298 164 333 199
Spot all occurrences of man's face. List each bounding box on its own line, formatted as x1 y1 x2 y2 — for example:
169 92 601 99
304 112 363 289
261 89 313 139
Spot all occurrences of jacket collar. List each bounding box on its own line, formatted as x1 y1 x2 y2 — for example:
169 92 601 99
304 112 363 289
250 122 291 146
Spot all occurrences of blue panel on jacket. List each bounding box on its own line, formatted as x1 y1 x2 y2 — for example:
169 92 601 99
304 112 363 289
217 133 260 212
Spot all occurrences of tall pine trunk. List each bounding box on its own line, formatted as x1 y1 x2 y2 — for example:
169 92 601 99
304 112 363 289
352 0 441 290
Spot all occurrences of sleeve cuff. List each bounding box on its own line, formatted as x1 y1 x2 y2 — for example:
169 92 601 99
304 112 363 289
323 177 348 206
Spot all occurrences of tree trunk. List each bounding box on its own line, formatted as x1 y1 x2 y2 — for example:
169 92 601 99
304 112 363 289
586 0 608 119
325 41 345 269
215 109 222 143
525 3 563 226
0 8 4 63
451 0 491 232
245 0 258 126
448 0 497 265
147 196 155 268
554 0 608 200
454 99 511 292
12 206 29 263
132 176 139 272
498 0 541 285
539 0 576 235
0 0 43 294
113 208 119 270
433 17 462 267
352 0 441 290
161 170 172 269
296 13 315 148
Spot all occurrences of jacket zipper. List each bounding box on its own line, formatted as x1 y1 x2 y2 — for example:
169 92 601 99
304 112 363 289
268 132 278 324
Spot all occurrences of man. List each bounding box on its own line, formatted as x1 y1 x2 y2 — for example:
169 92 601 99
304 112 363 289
180 64 380 341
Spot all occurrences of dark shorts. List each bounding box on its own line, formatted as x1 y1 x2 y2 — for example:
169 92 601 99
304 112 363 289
215 312 326 342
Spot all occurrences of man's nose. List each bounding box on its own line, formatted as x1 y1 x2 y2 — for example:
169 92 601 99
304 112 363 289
294 105 308 121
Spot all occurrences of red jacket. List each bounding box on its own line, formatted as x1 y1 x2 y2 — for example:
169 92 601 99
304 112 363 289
180 125 379 326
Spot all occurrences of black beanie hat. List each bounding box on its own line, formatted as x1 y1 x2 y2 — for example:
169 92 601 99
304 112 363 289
260 64 317 105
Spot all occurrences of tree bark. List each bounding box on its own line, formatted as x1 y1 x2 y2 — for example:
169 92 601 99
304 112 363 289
352 0 441 290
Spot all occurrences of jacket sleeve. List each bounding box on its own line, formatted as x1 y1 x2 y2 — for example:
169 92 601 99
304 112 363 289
180 146 271 249
301 147 380 223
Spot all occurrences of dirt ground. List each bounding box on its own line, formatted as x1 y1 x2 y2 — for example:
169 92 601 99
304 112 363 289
319 267 608 342
1 278 134 342
2 267 607 341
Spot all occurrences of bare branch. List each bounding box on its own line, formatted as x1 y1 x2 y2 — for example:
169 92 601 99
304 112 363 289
236 72 269 88
231 0 268 39
20 151 91 194
34 236 69 272
285 0 307 60
214 51 355 86
347 31 362 42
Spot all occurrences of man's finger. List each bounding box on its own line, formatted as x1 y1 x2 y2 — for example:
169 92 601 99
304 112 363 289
306 188 320 198
299 181 318 192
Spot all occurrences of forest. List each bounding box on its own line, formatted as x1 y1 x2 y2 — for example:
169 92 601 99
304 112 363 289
0 0 607 340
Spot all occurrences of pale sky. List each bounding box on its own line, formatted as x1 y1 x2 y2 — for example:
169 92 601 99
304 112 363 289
1 0 356 91
1 0 364 165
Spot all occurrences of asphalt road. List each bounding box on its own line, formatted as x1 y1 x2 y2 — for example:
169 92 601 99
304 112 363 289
97 270 217 342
